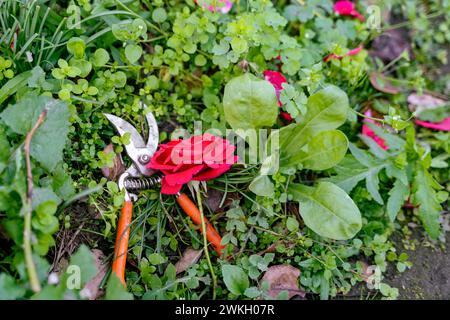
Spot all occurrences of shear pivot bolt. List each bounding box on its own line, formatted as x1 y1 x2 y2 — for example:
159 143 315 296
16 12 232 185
139 154 151 164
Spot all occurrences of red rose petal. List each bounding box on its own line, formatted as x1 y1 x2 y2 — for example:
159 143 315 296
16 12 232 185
415 118 450 131
164 164 206 186
192 164 232 181
160 177 183 195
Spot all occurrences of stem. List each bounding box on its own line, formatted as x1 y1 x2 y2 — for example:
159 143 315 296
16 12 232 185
24 108 48 293
195 188 217 300
113 0 167 36
351 109 385 124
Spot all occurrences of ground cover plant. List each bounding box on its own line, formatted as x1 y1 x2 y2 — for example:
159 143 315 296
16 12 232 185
0 0 448 300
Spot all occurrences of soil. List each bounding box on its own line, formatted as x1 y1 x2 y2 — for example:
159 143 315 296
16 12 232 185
385 232 450 299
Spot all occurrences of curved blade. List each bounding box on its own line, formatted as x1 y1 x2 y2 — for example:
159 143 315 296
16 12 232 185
104 113 146 151
145 111 159 156
104 113 158 176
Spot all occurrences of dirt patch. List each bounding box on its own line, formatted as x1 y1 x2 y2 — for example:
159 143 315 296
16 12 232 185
386 232 450 299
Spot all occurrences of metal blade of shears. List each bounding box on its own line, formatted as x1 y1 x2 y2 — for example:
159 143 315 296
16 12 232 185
104 112 159 177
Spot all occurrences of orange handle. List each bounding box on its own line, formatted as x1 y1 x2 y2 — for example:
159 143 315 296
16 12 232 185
176 193 225 256
112 200 133 286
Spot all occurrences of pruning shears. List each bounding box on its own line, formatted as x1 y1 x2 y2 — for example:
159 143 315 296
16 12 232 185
104 111 224 286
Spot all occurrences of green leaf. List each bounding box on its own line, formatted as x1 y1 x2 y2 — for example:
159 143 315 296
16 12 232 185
69 58 92 78
387 179 409 222
0 96 70 171
148 253 166 265
276 86 349 165
223 73 278 129
222 265 249 296
230 37 248 54
67 37 86 59
194 54 207 67
0 70 32 104
412 167 442 239
31 101 70 171
249 175 275 197
125 44 143 64
31 284 65 300
296 85 349 139
28 66 46 88
105 274 134 300
286 216 299 232
91 48 110 67
152 7 167 23
289 182 362 240
283 130 348 170
68 245 97 286
327 145 389 201
366 168 383 205
244 287 260 298
0 273 26 299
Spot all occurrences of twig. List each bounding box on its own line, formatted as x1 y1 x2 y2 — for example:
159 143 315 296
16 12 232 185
23 108 47 293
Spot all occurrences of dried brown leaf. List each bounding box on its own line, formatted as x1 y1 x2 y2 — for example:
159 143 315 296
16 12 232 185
260 265 305 299
101 144 125 181
407 93 447 113
175 247 203 274
204 189 240 213
369 72 402 94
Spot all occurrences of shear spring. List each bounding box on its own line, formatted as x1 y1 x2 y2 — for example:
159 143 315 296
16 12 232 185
123 176 162 191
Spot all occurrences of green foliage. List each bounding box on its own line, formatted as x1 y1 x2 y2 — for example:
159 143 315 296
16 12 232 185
0 0 447 301
289 182 362 240
223 73 279 130
1 95 70 171
276 85 349 169
221 265 249 296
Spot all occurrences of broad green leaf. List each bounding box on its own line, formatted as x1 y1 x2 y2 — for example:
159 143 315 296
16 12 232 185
387 179 409 222
412 167 442 239
91 48 110 67
222 265 249 296
125 44 142 64
223 73 278 130
105 274 134 300
286 216 299 232
0 96 70 171
68 245 97 286
31 100 70 171
276 86 349 167
230 37 248 54
0 273 26 299
67 37 86 59
152 7 167 23
69 58 92 78
27 66 46 88
289 182 362 240
249 175 274 197
31 285 65 300
289 85 348 140
283 130 348 170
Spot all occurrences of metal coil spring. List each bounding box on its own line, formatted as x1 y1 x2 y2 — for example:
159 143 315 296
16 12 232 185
123 175 162 191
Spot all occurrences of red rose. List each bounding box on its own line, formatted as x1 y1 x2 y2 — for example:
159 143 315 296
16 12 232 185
148 133 238 194
263 70 293 122
334 1 365 22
